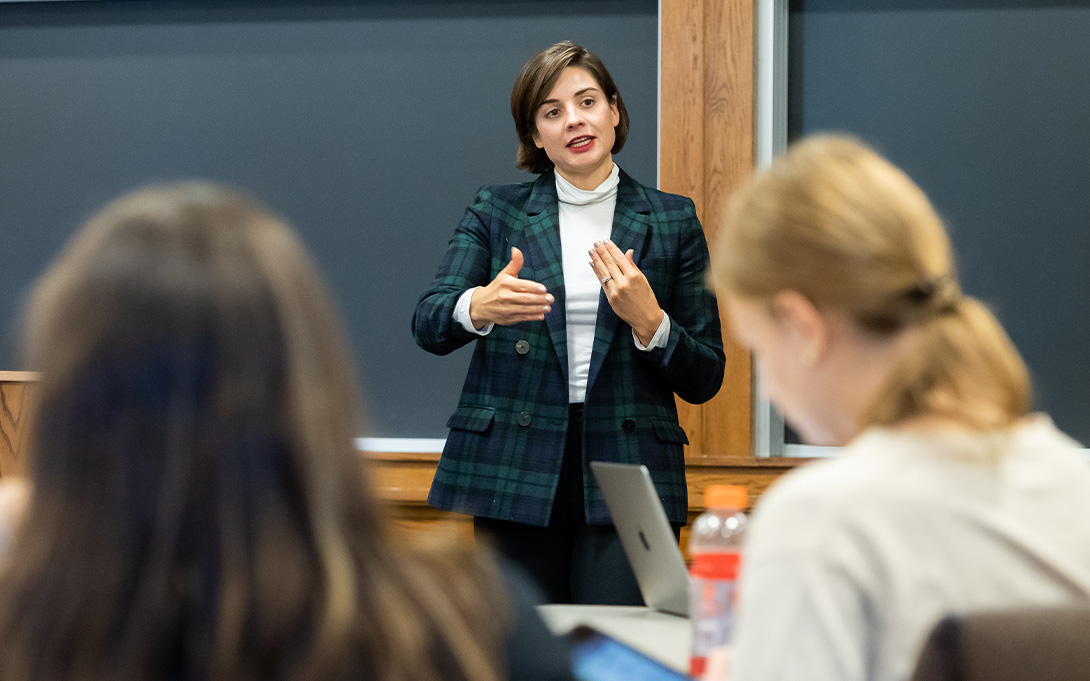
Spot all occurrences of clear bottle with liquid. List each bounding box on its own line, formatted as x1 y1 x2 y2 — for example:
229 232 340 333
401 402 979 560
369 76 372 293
688 485 747 678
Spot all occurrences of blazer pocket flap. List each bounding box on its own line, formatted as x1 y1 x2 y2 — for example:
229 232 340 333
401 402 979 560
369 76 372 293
446 406 496 433
652 419 689 445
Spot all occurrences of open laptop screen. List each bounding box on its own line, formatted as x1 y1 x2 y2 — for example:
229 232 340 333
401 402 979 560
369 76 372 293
590 461 690 617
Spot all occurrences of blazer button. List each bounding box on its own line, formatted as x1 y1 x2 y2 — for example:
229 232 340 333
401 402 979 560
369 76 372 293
622 418 636 434
518 411 532 427
515 339 530 355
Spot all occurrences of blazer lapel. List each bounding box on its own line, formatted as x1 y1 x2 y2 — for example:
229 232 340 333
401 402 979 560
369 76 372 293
518 172 569 379
585 170 652 396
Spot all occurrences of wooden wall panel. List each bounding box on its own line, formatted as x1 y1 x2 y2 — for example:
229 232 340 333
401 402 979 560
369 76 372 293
661 0 803 530
661 0 754 463
660 0 707 460
697 0 756 463
659 0 706 212
0 372 36 478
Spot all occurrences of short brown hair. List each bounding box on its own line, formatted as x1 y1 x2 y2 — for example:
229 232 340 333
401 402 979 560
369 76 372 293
511 41 629 174
712 135 1031 432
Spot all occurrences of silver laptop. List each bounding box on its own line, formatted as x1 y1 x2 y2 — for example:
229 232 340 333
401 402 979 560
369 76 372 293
590 461 690 617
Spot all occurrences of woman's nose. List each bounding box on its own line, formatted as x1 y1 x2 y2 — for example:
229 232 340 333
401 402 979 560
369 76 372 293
564 105 584 127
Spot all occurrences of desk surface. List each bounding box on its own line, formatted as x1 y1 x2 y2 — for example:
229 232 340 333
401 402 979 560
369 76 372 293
537 604 691 673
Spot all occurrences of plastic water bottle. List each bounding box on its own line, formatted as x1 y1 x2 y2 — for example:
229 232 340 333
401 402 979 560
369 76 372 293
688 485 747 678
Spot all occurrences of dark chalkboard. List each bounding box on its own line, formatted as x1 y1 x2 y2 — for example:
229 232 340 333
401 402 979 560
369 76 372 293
0 0 658 440
788 0 1090 445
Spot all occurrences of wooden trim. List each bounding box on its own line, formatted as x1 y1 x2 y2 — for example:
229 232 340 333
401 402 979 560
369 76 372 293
0 371 38 382
365 450 442 463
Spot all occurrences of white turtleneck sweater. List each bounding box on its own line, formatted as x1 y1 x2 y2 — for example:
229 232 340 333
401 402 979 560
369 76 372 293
454 164 670 403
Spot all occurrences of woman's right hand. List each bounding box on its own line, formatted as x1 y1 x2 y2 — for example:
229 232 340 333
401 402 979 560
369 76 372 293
469 247 553 328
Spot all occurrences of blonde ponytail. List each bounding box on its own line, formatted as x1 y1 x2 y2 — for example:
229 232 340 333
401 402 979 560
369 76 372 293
863 296 1031 430
713 134 1031 431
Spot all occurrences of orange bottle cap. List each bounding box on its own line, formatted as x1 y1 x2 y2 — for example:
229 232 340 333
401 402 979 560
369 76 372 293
704 484 747 509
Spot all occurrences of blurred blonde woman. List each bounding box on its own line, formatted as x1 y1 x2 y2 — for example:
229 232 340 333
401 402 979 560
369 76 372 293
711 135 1090 681
0 183 573 681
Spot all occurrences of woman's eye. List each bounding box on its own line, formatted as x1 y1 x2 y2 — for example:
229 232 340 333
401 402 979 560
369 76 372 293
582 98 595 107
544 109 559 118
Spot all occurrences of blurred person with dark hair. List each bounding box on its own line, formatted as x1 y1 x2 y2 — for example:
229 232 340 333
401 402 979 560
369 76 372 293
0 182 574 681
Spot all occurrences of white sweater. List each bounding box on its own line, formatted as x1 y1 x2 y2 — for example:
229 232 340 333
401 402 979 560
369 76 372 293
731 416 1090 681
555 165 619 403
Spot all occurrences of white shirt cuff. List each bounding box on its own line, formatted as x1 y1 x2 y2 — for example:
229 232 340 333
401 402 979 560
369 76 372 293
633 311 670 351
454 287 493 336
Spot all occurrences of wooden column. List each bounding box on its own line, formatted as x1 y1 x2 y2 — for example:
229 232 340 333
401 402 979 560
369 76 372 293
661 0 802 548
661 0 754 463
0 372 37 479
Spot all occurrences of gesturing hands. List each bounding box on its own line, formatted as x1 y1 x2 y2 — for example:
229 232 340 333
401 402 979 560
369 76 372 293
469 247 553 328
589 239 664 345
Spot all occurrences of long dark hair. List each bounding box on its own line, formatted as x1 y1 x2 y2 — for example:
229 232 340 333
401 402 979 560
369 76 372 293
0 182 505 681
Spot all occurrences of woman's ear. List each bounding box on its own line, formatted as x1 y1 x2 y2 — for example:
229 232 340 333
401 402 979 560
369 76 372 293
771 290 828 366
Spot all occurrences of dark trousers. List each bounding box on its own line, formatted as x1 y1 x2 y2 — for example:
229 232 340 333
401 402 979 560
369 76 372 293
474 404 644 605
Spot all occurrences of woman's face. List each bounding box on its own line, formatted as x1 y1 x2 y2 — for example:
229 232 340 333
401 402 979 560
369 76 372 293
726 293 843 445
532 66 620 190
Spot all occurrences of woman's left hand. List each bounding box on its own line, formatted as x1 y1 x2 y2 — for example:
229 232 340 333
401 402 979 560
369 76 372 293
589 239 664 345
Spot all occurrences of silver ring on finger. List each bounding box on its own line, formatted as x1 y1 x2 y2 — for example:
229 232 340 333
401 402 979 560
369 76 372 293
600 275 613 285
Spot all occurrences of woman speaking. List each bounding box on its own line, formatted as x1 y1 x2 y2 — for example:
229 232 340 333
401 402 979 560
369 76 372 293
413 41 725 604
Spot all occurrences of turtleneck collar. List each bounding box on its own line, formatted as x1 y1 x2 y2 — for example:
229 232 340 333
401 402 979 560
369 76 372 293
554 164 620 206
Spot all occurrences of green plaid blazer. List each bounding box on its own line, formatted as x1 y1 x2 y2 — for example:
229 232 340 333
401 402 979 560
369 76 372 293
412 169 725 526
